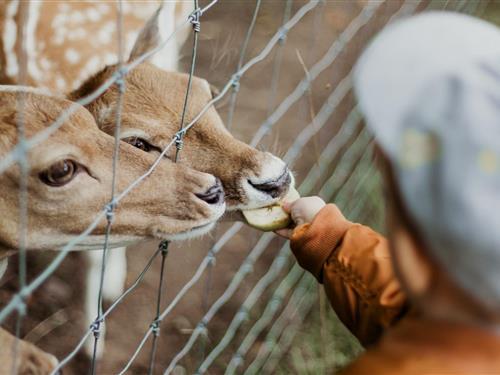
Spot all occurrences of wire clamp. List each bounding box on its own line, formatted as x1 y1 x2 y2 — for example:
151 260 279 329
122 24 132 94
207 249 216 266
278 27 288 45
13 293 27 317
197 320 208 337
115 67 127 93
159 240 170 255
90 318 103 339
174 131 185 151
189 8 202 33
105 201 116 223
230 73 241 92
236 307 248 321
151 319 161 337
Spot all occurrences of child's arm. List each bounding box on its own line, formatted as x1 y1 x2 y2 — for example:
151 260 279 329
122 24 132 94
278 197 408 346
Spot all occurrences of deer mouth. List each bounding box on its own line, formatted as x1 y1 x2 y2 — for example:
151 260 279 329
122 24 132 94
155 221 217 241
153 198 226 241
235 166 294 211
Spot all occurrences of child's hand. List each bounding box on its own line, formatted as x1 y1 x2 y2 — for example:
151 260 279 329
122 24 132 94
275 196 326 239
285 196 326 225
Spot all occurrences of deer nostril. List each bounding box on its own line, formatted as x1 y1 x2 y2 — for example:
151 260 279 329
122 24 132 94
249 169 291 198
196 178 224 205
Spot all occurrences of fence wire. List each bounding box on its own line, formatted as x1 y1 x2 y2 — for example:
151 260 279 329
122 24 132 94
11 4 30 375
89 2 126 374
106 8 385 365
198 128 374 374
51 1 323 372
0 0 223 327
0 0 487 374
147 0 201 373
166 104 373 373
235 2 480 374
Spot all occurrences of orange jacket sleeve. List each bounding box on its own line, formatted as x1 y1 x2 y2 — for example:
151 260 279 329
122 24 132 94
290 204 408 346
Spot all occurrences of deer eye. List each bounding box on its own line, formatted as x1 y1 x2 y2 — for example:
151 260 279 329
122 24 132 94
122 137 153 152
39 160 79 187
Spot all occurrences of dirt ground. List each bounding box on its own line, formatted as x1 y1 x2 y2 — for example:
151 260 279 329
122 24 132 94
1 1 425 374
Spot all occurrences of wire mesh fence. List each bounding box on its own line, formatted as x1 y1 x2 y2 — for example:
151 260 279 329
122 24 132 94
0 0 490 374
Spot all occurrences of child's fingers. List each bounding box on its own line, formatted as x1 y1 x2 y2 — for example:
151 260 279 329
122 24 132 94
277 197 327 239
288 196 326 225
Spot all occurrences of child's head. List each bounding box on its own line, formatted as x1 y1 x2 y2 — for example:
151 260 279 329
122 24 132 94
354 13 500 319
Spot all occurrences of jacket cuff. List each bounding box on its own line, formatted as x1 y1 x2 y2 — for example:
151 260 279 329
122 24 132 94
290 204 353 282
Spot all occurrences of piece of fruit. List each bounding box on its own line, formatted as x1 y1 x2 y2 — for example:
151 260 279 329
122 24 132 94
242 187 300 231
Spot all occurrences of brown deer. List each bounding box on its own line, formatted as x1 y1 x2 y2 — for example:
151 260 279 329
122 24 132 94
1 1 293 359
0 87 225 373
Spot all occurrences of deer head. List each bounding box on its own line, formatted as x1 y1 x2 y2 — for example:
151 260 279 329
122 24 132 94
69 7 293 213
0 87 225 255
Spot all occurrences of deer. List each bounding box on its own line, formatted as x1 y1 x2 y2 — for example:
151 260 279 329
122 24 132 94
0 1 293 360
0 87 226 373
0 1 192 91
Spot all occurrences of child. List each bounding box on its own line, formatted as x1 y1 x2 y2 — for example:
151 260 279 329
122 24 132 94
278 12 500 374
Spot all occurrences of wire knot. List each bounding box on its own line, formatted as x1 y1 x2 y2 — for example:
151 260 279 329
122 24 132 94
207 249 216 266
105 201 116 223
159 240 170 255
197 319 208 336
115 67 127 93
15 139 29 173
17 137 28 153
151 319 161 337
230 74 241 92
174 130 185 151
278 27 288 45
90 318 104 338
189 8 201 32
236 307 248 321
13 293 27 316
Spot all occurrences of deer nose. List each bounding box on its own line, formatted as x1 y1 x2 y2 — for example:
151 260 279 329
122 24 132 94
248 168 292 198
196 178 224 205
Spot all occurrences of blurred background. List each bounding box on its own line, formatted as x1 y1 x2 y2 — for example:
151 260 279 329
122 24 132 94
0 1 496 374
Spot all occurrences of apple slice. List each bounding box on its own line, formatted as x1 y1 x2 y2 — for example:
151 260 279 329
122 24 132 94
242 187 300 231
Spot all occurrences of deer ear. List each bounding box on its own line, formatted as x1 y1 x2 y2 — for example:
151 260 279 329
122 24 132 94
128 3 192 70
128 6 165 62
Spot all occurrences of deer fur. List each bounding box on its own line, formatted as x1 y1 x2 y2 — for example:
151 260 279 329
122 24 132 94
0 1 192 92
0 87 225 373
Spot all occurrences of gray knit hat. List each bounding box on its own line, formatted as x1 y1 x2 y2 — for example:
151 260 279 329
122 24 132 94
354 12 500 309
